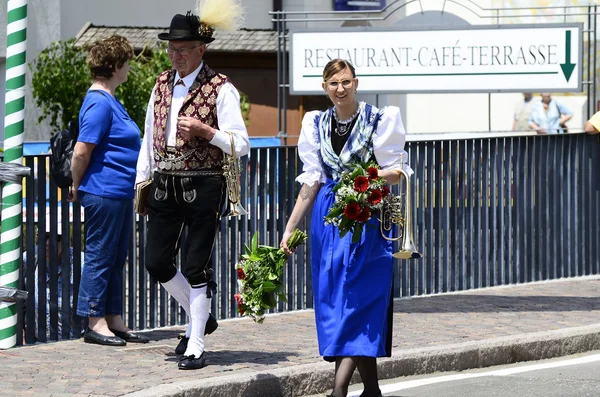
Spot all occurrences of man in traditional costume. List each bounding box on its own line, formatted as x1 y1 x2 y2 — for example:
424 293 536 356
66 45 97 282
135 0 249 370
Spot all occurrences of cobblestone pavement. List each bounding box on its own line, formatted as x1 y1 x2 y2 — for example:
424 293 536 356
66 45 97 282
1 277 600 397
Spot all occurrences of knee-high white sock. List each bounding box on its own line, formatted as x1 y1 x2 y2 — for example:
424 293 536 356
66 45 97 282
184 285 210 358
161 270 192 337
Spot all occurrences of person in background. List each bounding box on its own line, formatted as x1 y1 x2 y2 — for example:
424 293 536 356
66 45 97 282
584 111 600 134
68 35 148 346
528 93 573 134
280 58 412 397
512 92 537 132
135 0 249 370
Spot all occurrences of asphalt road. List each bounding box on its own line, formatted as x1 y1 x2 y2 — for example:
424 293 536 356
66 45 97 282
306 351 600 397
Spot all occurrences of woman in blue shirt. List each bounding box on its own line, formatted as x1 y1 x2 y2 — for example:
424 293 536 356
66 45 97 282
68 35 147 346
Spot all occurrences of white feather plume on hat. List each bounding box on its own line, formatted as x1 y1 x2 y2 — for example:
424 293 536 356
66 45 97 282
197 0 245 32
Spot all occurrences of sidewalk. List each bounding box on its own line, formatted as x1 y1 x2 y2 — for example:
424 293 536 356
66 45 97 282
2 277 600 397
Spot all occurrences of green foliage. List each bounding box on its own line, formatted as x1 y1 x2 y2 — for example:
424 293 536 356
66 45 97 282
29 39 89 133
239 90 251 127
117 47 171 133
235 229 307 323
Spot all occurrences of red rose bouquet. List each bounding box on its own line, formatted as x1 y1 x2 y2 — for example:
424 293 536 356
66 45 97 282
235 229 307 323
324 162 390 243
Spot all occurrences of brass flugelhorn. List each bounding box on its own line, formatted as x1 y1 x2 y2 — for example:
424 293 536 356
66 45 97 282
222 132 247 217
380 168 422 259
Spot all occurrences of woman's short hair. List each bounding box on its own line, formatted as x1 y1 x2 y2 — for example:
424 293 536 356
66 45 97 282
86 35 134 79
322 59 356 82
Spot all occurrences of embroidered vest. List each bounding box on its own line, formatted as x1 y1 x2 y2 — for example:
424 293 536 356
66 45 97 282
152 64 228 171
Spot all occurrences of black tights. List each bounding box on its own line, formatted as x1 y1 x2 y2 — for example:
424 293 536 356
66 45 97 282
330 356 380 397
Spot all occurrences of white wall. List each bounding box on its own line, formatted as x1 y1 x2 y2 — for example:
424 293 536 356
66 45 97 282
404 93 588 135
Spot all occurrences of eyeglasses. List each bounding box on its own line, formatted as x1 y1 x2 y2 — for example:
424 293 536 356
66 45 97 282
326 79 354 90
165 45 200 56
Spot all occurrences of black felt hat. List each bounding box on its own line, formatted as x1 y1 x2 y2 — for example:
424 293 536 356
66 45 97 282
158 12 215 43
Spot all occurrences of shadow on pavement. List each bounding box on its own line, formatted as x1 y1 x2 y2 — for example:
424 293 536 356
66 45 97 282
393 295 600 313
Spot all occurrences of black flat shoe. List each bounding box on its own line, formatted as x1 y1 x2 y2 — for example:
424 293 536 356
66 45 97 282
109 328 150 344
84 328 126 346
174 314 219 355
178 352 207 370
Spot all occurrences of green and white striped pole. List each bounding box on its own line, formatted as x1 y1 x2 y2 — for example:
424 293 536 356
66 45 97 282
0 0 27 349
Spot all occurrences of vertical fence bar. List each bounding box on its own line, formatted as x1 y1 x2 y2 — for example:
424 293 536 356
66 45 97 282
47 181 58 340
575 136 583 276
434 142 442 293
465 140 474 290
583 135 592 275
59 193 71 339
23 156 35 344
504 138 513 284
448 140 458 292
473 139 482 289
515 137 526 284
457 140 466 291
442 141 450 292
496 138 504 285
481 140 490 287
416 142 425 295
425 142 434 294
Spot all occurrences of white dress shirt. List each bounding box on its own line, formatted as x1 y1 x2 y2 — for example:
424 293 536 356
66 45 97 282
136 62 250 184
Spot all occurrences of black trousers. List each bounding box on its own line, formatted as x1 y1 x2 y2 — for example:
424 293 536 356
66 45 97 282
145 172 226 286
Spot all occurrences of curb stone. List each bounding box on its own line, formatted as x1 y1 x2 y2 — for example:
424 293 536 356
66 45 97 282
123 324 600 397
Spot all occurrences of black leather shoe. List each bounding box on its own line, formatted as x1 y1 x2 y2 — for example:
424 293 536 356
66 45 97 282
174 314 219 355
109 328 150 344
84 328 126 346
178 352 207 370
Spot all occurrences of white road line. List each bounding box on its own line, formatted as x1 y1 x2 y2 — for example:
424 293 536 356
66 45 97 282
347 353 600 396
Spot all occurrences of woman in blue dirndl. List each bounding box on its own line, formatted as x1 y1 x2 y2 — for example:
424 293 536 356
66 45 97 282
280 59 412 397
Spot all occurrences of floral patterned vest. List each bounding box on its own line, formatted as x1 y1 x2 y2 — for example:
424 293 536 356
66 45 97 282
152 64 228 171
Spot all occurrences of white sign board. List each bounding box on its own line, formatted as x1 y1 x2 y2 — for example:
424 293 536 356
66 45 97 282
289 24 582 94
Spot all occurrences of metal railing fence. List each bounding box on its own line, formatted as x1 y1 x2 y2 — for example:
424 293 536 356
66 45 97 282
9 132 600 345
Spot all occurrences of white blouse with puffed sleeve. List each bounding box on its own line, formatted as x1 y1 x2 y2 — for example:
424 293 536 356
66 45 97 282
296 110 326 187
372 106 413 176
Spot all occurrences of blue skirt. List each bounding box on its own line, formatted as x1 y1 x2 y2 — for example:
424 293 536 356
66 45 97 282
311 179 394 360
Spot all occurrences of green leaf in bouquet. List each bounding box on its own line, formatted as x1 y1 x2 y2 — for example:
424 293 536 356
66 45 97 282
263 281 277 292
249 254 263 262
251 232 258 252
332 180 344 192
262 292 277 307
350 164 366 178
287 229 308 249
268 252 278 264
352 223 362 243
326 206 343 219
344 195 358 204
